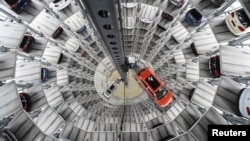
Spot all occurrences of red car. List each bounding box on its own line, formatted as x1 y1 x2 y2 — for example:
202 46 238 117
52 26 63 39
135 68 173 107
19 35 34 52
208 55 221 77
19 93 32 112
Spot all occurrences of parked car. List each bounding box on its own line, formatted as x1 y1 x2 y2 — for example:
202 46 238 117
208 55 221 78
169 0 184 7
106 77 122 94
19 93 32 112
52 26 63 39
135 68 173 108
185 8 203 26
161 11 174 21
84 34 91 40
58 53 63 64
103 77 122 99
211 0 225 7
0 128 18 141
5 0 30 14
41 68 49 82
81 50 87 57
19 35 34 52
238 88 250 118
225 8 250 36
76 25 86 34
190 42 198 56
49 0 72 11
189 88 195 100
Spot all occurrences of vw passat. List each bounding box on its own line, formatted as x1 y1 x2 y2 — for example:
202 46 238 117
135 68 173 108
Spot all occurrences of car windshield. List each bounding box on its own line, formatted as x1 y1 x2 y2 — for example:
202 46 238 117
236 9 250 28
5 0 18 5
145 75 160 90
190 8 202 20
156 87 167 100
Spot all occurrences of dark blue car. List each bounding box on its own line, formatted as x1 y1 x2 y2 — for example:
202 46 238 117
5 0 30 14
185 8 203 26
76 25 87 33
41 68 49 82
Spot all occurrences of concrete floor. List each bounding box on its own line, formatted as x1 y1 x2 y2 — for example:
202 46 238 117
108 70 143 99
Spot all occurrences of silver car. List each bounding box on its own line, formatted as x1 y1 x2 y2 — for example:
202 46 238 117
103 77 122 99
238 88 250 118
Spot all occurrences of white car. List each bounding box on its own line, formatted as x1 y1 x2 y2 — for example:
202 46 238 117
103 77 122 99
225 8 250 36
238 88 250 118
49 0 72 11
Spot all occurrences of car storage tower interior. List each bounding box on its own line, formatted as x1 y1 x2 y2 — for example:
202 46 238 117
0 0 250 141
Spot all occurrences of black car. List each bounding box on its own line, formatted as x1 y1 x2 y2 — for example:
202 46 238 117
19 93 32 112
5 0 30 14
208 55 221 77
185 8 203 26
19 35 35 52
76 25 87 33
52 26 63 39
189 88 195 100
161 11 174 21
190 43 198 56
169 0 184 7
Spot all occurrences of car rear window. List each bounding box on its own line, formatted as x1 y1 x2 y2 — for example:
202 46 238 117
109 84 115 90
145 75 160 90
236 9 250 28
190 8 202 20
156 87 167 100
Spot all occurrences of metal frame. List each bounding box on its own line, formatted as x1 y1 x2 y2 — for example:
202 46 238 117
78 0 127 83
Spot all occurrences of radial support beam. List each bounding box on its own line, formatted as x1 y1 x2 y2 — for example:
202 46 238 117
214 0 236 16
79 0 127 83
0 6 21 23
228 33 250 46
223 114 250 125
